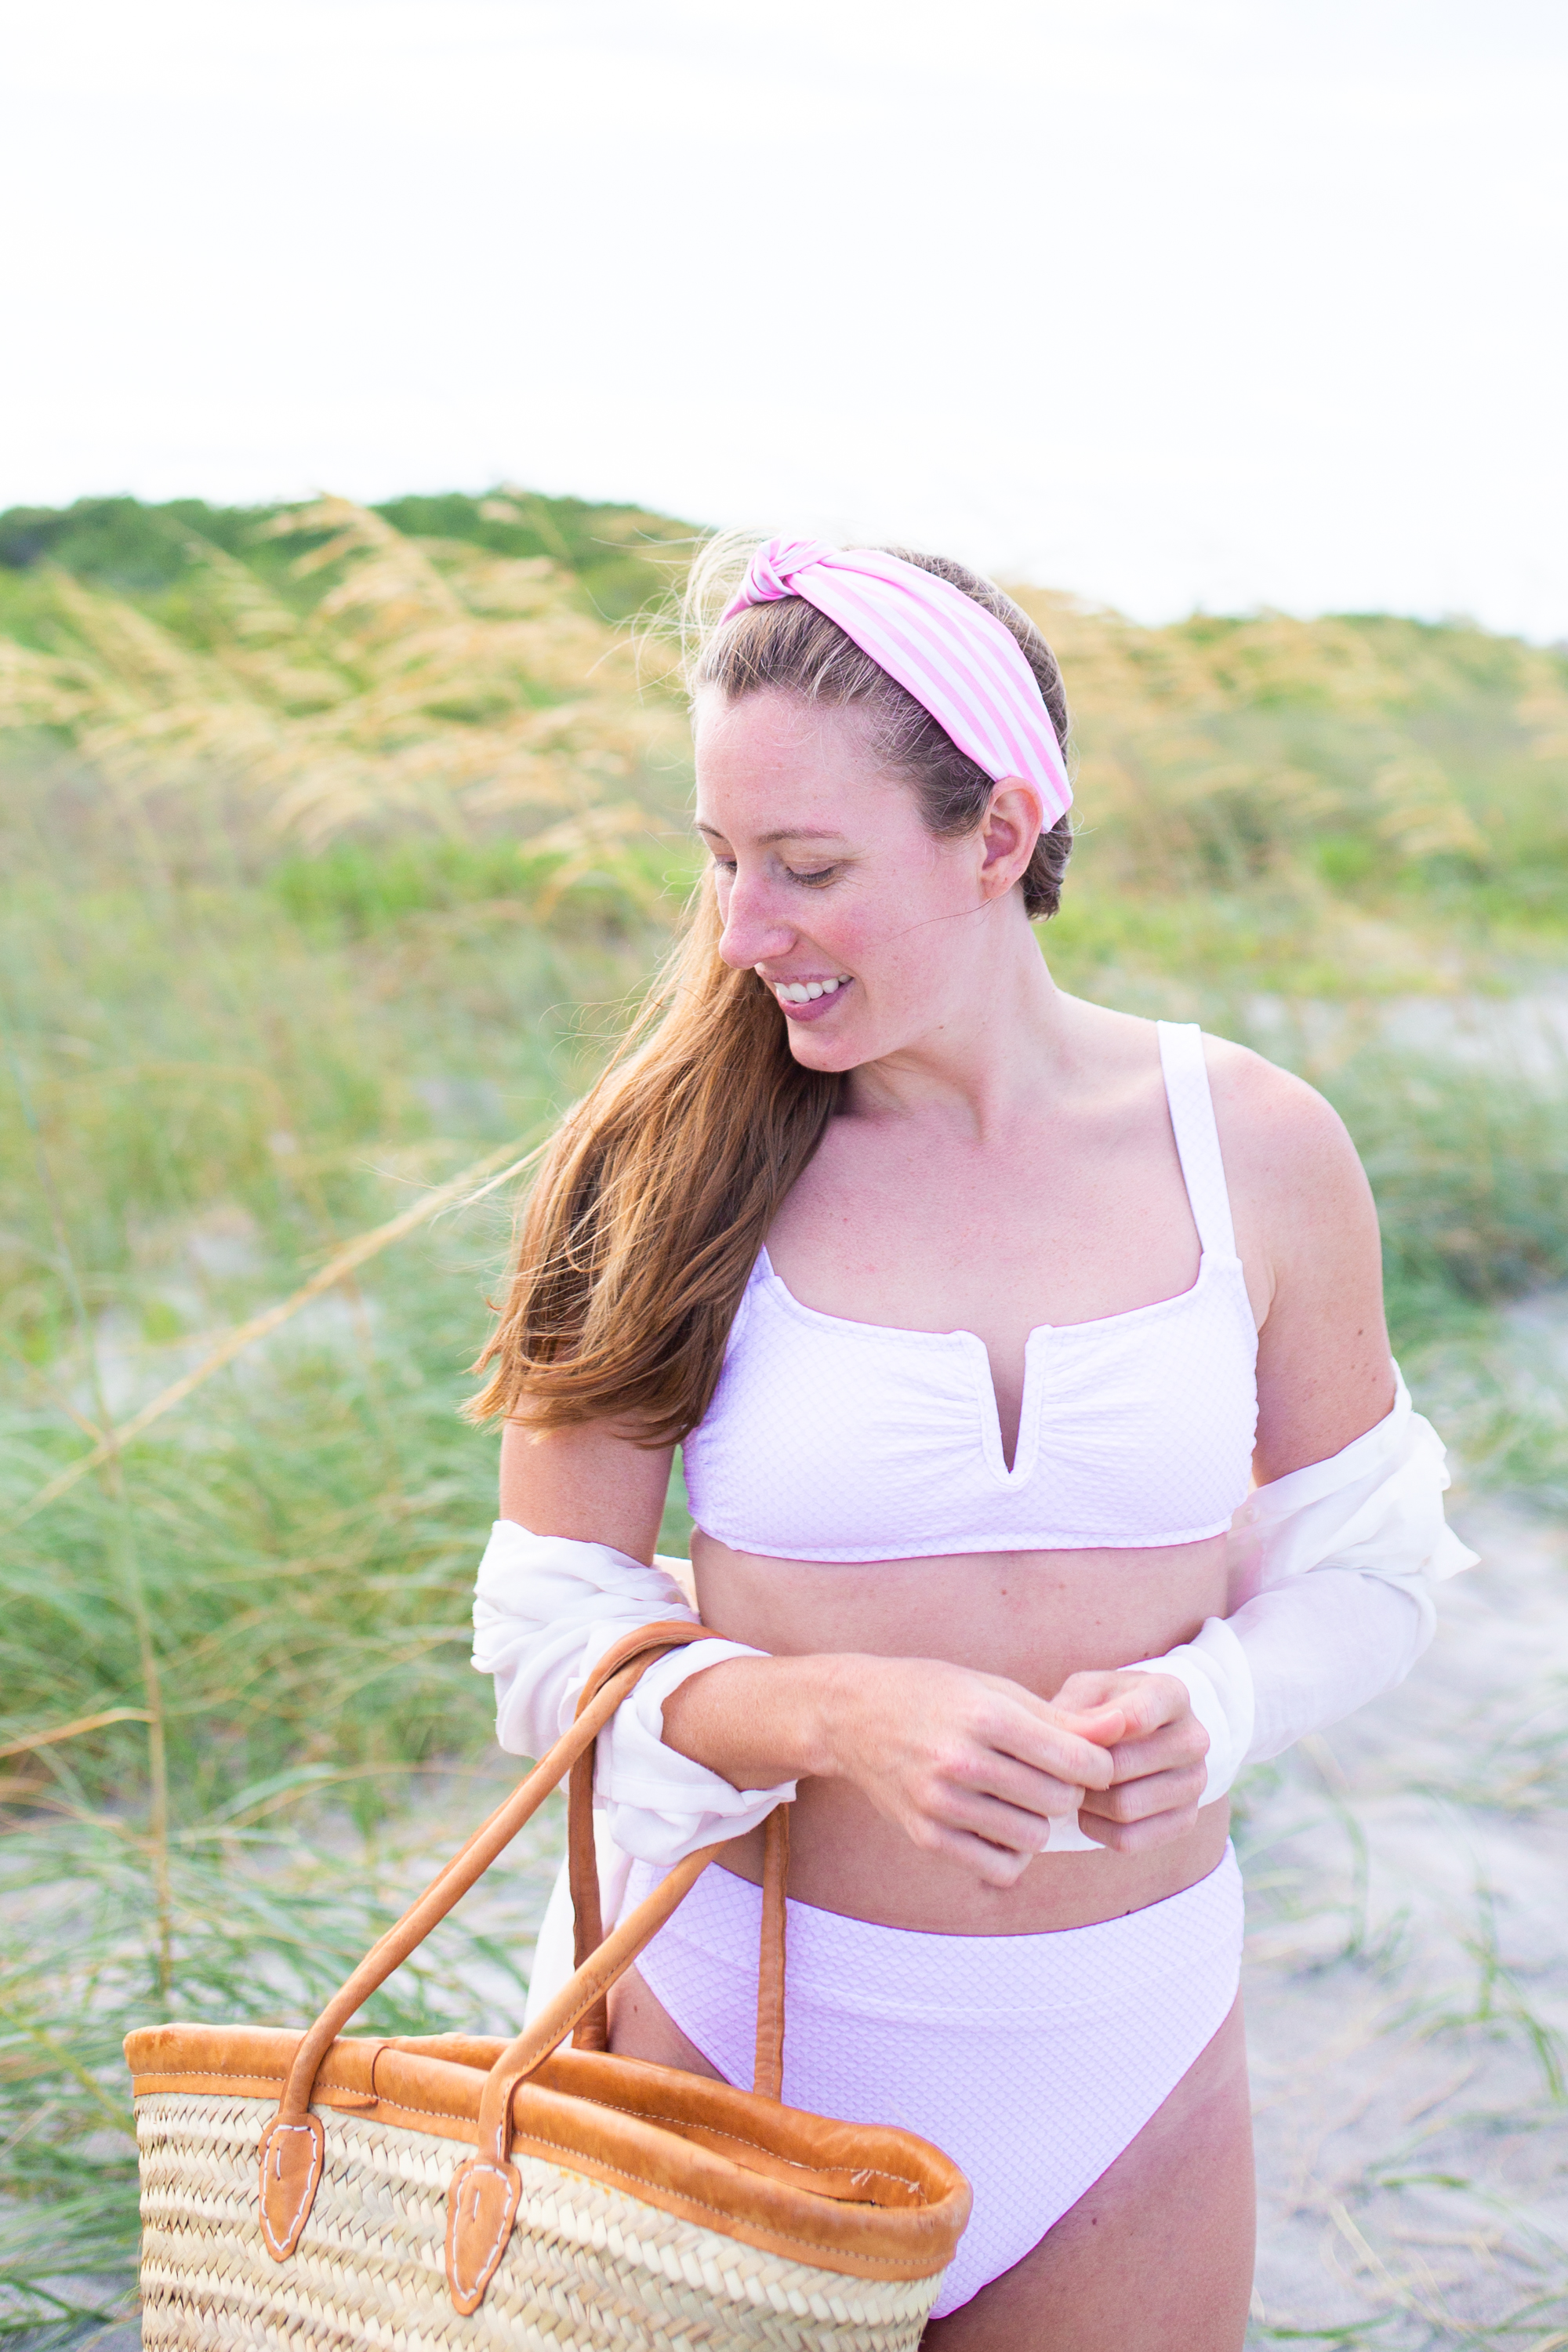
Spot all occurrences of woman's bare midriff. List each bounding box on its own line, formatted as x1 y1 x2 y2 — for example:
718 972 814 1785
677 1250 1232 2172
688 1528 1232 1934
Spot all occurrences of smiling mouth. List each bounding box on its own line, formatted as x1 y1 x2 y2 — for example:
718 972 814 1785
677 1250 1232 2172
768 974 852 1006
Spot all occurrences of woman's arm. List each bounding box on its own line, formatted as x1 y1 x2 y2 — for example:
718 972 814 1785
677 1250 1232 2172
499 1414 673 1561
496 1418 1125 1888
1225 1046 1396 1483
479 1420 798 1862
1063 1049 1468 1853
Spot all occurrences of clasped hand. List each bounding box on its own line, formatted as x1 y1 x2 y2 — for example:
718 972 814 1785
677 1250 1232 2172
1051 1666 1212 1857
824 1657 1210 1887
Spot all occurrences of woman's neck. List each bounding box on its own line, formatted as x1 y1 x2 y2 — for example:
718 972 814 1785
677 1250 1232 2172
845 924 1071 1138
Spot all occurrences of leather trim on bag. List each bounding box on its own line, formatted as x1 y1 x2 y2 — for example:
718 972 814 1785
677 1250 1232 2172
125 1624 971 2307
129 2024 971 2278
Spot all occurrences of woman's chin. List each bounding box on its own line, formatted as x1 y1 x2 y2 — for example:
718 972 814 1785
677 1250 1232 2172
787 1024 869 1073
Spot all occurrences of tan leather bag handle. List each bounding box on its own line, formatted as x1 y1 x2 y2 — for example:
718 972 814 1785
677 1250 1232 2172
258 1617 791 2292
566 1624 789 2085
470 1624 789 2117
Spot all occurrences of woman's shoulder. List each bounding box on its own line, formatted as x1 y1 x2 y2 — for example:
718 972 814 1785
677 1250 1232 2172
1200 1029 1376 1236
1062 996 1359 1171
1201 1029 1353 1146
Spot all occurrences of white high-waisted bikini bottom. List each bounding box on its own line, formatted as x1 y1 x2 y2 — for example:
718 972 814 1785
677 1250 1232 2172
625 1844 1244 2319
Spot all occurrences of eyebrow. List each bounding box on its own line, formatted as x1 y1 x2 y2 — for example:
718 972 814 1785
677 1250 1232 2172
694 822 849 845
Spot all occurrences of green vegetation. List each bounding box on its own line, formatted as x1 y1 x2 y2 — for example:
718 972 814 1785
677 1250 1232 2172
1 492 1566 2339
0 487 690 619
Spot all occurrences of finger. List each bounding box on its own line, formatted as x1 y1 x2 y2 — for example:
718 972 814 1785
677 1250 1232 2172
934 1781 1085 1850
914 1820 1039 1889
1078 1764 1208 1824
1052 1670 1186 1737
947 1748 1094 1820
1055 1703 1127 1748
924 1715 1109 1802
1050 1671 1129 1715
1105 1721 1210 1783
984 1705 1120 1791
979 1679 1127 1766
1106 1672 1192 1738
1073 1799 1203 1856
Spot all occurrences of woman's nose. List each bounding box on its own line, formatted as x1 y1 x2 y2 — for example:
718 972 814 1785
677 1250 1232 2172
717 874 796 971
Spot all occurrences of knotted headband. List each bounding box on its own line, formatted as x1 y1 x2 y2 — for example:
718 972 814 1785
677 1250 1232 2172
720 536 1072 826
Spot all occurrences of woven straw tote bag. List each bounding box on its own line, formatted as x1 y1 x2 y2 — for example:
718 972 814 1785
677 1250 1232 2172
125 1621 971 2349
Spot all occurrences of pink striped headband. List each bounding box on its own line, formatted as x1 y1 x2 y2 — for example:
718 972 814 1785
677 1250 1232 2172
720 536 1072 826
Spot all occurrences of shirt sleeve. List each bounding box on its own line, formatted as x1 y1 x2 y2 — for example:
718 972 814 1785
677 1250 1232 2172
470 1519 797 1865
1123 1368 1479 1800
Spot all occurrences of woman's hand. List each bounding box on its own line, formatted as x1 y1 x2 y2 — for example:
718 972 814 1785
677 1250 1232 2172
662 1650 1127 1887
816 1655 1127 1886
1048 1668 1211 1853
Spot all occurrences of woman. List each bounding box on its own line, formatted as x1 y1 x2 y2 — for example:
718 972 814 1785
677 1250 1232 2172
469 538 1472 2350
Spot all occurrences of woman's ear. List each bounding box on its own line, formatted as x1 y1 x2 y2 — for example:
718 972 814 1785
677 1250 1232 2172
978 781 1044 899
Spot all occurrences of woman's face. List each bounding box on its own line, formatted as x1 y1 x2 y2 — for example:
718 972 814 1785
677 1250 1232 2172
693 687 1037 1075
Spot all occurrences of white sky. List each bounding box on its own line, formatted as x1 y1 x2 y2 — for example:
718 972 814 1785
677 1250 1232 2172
5 0 1566 635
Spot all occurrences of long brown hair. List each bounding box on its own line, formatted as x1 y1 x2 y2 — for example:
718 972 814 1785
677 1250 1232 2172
466 536 1073 1443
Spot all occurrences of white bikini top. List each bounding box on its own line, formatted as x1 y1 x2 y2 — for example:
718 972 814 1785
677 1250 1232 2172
681 1022 1260 1563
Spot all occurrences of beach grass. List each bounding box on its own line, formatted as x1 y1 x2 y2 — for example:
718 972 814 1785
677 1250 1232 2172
1 492 1566 2339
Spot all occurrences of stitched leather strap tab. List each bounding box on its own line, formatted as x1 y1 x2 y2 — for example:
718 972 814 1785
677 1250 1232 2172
448 1628 795 2306
257 2113 324 2260
252 1611 795 2293
446 2152 523 2314
255 1621 702 2255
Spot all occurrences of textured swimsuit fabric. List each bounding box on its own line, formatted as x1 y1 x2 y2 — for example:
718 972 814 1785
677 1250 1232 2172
657 1019 1251 2311
681 1022 1260 1560
626 1848 1246 2318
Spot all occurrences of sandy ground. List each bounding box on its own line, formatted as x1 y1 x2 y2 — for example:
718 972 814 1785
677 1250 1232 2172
1240 1492 1568 2345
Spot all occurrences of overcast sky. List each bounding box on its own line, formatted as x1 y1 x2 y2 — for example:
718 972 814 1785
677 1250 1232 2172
5 0 1565 635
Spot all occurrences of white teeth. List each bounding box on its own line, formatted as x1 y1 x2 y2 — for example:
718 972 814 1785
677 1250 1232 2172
775 976 850 1004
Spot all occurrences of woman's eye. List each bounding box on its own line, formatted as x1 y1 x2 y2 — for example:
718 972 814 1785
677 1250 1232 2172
787 865 837 886
710 855 738 873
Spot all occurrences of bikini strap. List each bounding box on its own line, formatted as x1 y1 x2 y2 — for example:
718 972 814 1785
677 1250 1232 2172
1156 1021 1237 1259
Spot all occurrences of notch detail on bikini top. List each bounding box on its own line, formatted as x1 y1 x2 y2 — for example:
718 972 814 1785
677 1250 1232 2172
681 1023 1259 1563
